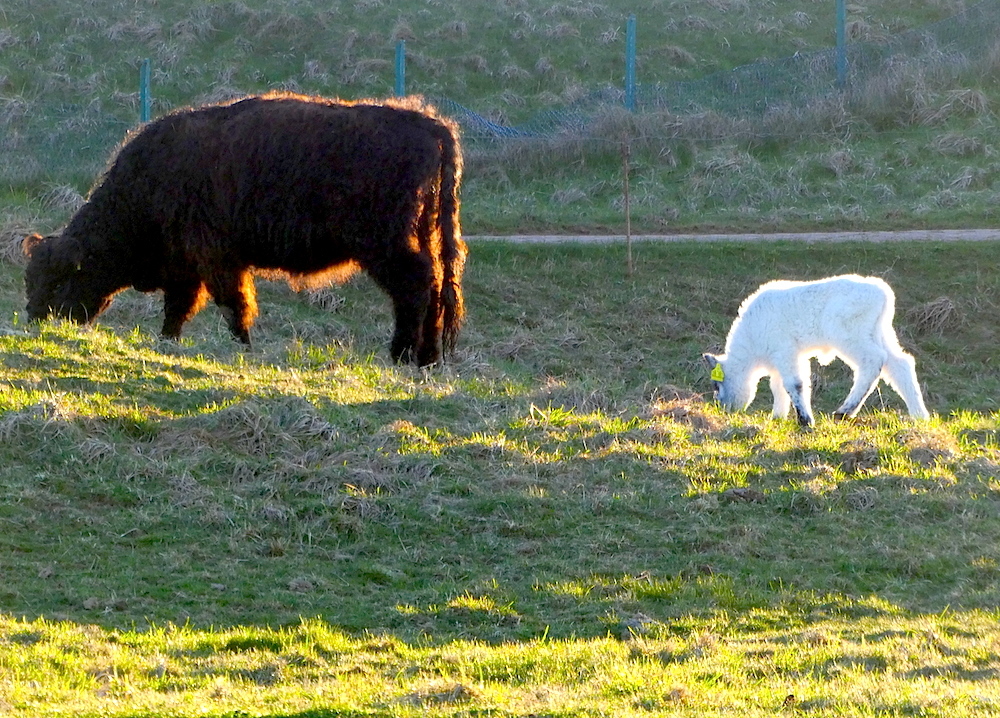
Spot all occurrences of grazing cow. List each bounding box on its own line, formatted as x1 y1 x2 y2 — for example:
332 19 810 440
703 274 930 426
23 91 466 366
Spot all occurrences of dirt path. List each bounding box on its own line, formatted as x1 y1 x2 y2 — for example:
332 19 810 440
468 229 1000 243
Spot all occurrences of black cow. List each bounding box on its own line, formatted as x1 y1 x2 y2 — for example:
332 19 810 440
24 91 467 366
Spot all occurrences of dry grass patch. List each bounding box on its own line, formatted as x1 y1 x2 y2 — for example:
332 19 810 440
436 20 469 38
680 15 717 31
530 377 613 414
823 148 858 178
401 682 479 707
905 296 958 335
596 27 619 44
846 18 879 41
0 217 34 265
660 45 698 67
462 53 491 74
948 165 989 190
838 439 881 475
391 20 416 41
644 385 720 433
499 63 531 81
919 88 991 125
39 184 84 213
339 58 391 86
931 132 988 157
898 424 959 466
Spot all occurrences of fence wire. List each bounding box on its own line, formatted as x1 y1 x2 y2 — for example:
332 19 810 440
5 0 1000 188
442 0 1000 142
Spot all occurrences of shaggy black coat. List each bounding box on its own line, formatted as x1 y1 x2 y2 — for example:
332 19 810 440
24 92 467 366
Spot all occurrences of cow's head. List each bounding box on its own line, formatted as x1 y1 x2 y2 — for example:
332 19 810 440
23 232 114 325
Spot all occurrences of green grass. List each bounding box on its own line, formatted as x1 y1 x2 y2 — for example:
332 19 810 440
4 0 1000 233
2 0 960 120
4 611 1000 716
5 1 1000 713
2 240 1000 715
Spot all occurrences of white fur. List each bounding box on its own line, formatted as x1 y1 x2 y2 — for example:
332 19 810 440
704 274 930 426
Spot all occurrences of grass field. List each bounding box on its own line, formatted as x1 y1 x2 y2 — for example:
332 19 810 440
2 239 1000 716
5 0 1000 233
4 0 1000 715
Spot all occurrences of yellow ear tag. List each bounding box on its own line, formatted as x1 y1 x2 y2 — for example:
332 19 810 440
710 364 725 382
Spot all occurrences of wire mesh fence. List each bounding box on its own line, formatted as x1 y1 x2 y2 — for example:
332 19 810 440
4 0 1000 189
444 0 1000 142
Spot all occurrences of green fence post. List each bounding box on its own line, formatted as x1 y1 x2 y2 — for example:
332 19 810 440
836 0 847 88
139 58 152 122
624 15 637 110
395 40 406 97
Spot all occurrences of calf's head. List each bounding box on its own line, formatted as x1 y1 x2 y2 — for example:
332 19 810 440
23 233 114 325
703 353 755 412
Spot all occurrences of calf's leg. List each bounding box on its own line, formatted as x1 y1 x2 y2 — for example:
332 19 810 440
779 357 815 427
833 353 883 419
768 373 791 419
882 350 930 419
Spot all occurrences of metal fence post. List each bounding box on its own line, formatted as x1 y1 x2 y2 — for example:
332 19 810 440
622 140 633 276
836 0 847 88
625 15 637 110
139 58 152 122
395 40 406 97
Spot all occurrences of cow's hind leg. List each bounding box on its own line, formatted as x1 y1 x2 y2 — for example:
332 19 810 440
162 280 209 340
207 269 258 346
415 204 445 366
418 282 443 365
366 249 435 365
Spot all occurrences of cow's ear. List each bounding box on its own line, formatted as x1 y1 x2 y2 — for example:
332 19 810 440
22 233 46 258
702 353 719 369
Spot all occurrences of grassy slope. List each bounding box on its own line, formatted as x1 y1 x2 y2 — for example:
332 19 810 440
4 0 1000 715
1 240 1000 715
3 0 999 233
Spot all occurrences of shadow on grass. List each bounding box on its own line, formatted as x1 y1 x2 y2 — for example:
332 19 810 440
0 371 996 641
0 262 998 639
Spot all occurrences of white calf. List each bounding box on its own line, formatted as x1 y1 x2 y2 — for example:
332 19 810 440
703 274 930 426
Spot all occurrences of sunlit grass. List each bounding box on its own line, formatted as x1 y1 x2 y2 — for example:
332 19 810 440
6 0 1000 712
4 610 1000 716
1 241 1000 715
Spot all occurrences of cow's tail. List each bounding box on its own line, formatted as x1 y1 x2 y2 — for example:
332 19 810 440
436 119 467 356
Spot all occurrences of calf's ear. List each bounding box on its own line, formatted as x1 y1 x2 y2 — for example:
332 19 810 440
22 233 46 258
703 353 726 382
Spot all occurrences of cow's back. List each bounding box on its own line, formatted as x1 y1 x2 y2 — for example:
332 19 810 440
233 99 448 272
100 95 452 274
